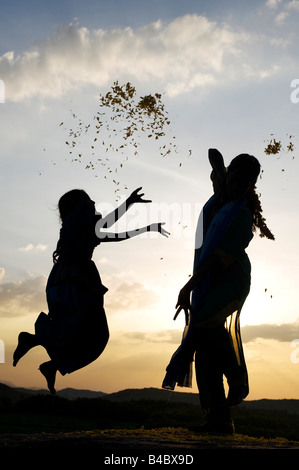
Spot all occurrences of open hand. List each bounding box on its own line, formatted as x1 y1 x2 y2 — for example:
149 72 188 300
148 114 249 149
128 187 152 205
173 286 191 325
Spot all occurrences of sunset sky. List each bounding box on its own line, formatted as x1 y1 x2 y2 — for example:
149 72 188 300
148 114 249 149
1 0 299 400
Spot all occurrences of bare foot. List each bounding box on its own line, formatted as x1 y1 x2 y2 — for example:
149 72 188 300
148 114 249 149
13 332 38 367
39 361 57 395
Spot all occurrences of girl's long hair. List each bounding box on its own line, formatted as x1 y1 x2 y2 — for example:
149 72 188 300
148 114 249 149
247 186 275 240
53 189 90 263
227 154 275 241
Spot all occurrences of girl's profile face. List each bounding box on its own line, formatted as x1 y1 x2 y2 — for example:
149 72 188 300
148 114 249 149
59 189 96 221
79 192 95 208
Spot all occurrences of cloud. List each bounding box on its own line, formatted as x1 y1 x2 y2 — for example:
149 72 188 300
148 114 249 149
105 281 158 313
19 243 48 252
123 329 181 344
0 268 5 282
0 15 247 101
287 0 299 11
275 11 289 24
266 0 299 24
0 275 47 317
0 274 157 318
242 321 299 343
2 12 295 102
118 320 299 345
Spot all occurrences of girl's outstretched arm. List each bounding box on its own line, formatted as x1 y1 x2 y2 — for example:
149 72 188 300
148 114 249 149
96 222 170 244
98 187 151 229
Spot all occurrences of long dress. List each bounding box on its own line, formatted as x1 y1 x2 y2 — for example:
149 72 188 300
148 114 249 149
34 201 109 375
162 194 252 405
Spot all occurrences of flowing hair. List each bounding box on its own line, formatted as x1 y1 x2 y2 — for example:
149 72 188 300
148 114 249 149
247 186 275 240
227 154 275 241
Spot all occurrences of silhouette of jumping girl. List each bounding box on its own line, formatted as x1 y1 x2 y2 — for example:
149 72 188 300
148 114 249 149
163 149 274 434
13 187 169 394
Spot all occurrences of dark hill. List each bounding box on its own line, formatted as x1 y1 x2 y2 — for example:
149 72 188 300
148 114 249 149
0 383 106 401
104 387 200 405
2 383 299 441
1 382 299 413
240 398 299 415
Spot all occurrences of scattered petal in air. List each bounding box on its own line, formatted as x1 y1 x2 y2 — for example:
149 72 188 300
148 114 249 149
264 133 296 175
57 81 191 198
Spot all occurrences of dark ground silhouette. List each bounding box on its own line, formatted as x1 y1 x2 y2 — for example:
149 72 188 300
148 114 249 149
1 384 299 451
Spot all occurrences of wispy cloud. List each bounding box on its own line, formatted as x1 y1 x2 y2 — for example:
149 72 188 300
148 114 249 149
275 10 289 24
265 0 299 24
287 0 299 11
19 243 48 252
105 281 158 313
242 321 299 343
0 275 157 319
0 275 47 317
123 329 181 344
265 0 282 9
120 320 299 345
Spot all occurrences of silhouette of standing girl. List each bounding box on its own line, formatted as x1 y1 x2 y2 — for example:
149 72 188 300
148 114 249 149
163 150 274 434
13 187 169 393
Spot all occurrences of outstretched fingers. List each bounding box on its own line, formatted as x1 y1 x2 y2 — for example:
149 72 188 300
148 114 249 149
173 306 190 325
159 223 170 237
130 187 152 204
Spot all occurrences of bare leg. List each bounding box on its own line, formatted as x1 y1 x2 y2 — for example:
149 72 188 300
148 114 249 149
13 332 39 367
39 361 57 395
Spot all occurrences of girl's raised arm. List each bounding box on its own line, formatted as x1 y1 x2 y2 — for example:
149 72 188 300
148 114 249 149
98 187 151 229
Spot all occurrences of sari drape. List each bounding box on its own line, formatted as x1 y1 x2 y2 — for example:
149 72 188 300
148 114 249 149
162 194 251 400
